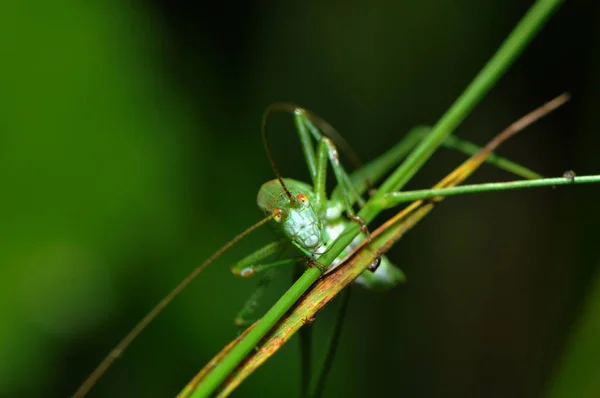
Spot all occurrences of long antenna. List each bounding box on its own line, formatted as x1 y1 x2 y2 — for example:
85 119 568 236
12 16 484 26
262 106 296 203
72 214 275 398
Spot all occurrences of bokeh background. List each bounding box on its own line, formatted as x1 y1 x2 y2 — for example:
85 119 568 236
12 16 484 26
2 1 599 397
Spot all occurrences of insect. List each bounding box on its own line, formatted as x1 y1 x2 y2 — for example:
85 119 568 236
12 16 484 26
230 104 407 294
179 94 572 398
228 103 542 329
232 103 543 296
73 102 543 397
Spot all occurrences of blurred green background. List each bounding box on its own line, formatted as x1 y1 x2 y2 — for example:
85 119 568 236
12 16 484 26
2 1 599 397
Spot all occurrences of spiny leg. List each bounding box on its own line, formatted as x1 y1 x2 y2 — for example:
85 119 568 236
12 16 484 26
266 104 370 209
264 103 367 203
289 106 540 210
293 110 326 209
316 136 370 236
293 263 313 398
292 108 541 257
293 111 371 237
293 110 367 210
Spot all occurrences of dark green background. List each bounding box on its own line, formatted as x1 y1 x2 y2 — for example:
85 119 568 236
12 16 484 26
2 1 599 397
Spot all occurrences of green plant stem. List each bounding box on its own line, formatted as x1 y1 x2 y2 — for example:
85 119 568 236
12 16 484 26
186 1 565 396
295 265 313 398
321 0 565 268
372 0 564 198
379 175 600 208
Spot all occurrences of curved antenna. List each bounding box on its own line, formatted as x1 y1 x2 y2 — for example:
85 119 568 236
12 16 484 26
262 105 296 203
262 103 370 195
72 214 275 398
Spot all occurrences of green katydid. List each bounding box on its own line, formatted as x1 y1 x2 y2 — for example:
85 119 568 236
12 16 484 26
72 101 543 398
233 102 544 285
229 103 542 326
181 93 575 398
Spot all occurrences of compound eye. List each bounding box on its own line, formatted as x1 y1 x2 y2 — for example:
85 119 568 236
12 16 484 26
296 193 310 207
272 208 287 222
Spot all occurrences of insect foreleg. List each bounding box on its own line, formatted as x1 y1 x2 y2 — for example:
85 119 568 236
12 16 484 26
231 239 291 277
314 137 371 238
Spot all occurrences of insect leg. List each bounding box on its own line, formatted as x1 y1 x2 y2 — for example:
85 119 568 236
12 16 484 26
231 239 292 277
333 126 428 201
234 270 276 329
315 137 370 234
234 258 304 277
290 111 317 181
333 125 542 203
231 239 303 278
442 133 542 179
293 111 327 209
235 247 303 329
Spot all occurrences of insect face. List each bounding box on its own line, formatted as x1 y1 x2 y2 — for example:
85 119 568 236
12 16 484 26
280 194 323 251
